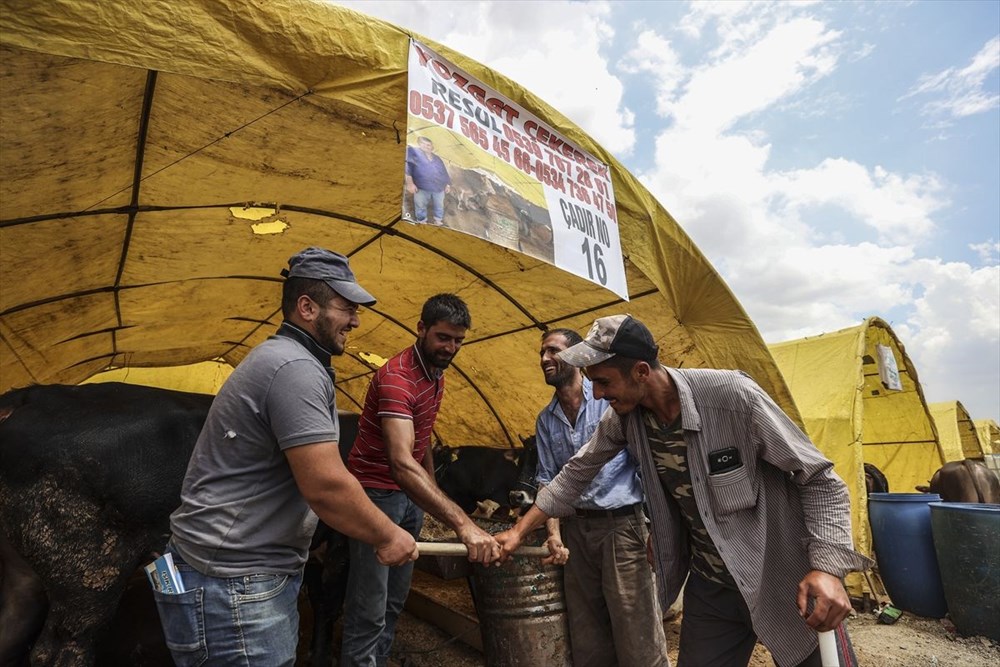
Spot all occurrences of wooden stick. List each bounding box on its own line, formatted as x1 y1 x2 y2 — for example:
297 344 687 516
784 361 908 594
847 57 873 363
416 542 550 558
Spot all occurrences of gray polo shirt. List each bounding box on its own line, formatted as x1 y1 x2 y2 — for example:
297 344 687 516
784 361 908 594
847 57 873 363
169 327 340 576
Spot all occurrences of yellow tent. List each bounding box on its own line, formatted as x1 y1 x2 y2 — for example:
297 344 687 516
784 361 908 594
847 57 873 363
929 401 985 461
769 317 944 593
975 419 1000 456
0 0 799 446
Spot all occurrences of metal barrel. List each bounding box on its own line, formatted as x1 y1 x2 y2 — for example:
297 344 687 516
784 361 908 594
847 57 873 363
471 554 572 666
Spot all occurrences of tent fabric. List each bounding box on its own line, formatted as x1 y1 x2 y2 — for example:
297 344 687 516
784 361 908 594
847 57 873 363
0 0 799 448
85 361 234 396
929 401 985 461
769 317 944 593
974 419 1000 455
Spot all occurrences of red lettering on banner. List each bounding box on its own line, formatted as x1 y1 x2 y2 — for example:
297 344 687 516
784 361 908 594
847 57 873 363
568 181 591 203
492 135 511 162
501 125 543 159
414 45 521 126
523 121 610 180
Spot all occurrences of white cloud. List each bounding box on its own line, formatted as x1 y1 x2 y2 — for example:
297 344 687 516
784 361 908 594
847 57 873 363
773 159 948 244
894 260 1000 420
899 35 1000 121
619 29 685 115
665 18 841 133
969 239 1000 265
743 242 919 340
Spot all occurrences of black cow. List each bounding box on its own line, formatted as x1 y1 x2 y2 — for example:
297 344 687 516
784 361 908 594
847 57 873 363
0 383 361 667
0 383 213 666
433 437 538 520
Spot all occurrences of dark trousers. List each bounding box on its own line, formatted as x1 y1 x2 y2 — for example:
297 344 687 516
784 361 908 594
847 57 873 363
678 572 857 667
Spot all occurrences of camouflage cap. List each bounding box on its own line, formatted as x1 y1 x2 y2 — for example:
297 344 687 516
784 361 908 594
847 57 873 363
557 314 659 367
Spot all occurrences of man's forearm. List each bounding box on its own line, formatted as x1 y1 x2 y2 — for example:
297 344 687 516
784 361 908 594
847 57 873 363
515 504 550 538
393 462 473 533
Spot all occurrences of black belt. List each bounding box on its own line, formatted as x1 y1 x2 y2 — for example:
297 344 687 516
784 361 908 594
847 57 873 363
575 503 640 519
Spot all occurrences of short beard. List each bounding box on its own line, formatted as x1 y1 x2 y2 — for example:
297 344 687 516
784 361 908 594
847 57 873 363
314 318 344 356
544 366 575 388
420 338 453 369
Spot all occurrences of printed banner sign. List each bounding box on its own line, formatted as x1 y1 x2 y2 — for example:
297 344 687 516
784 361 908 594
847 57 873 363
403 40 628 300
876 344 903 391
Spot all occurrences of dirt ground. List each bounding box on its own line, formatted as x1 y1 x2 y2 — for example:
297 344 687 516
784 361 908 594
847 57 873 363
387 598 1000 667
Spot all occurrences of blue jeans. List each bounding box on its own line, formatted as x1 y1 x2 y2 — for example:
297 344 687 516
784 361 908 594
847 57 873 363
413 188 446 223
340 489 423 667
152 551 302 667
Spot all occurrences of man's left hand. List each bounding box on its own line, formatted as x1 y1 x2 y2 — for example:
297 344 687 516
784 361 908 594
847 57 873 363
797 570 851 631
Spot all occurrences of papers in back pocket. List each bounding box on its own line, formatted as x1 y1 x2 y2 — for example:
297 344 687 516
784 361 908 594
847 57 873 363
145 552 185 594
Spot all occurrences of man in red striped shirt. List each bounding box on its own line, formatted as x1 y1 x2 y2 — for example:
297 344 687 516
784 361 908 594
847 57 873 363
341 294 500 667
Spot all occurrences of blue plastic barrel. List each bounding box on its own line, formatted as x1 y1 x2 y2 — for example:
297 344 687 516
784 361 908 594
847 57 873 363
868 493 948 618
929 502 1000 641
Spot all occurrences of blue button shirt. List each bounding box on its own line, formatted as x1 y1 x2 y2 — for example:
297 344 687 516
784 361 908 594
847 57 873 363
535 378 644 511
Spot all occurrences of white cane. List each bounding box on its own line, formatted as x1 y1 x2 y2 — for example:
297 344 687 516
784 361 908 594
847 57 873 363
818 630 839 667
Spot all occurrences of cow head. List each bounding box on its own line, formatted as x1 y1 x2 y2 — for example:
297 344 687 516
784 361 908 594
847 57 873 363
508 435 539 513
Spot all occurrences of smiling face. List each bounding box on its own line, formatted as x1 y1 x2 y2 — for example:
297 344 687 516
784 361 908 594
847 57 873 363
313 294 360 355
540 332 576 388
585 359 645 415
418 319 467 369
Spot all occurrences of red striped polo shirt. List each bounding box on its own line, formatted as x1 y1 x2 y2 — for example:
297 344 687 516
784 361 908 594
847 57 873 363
348 344 444 489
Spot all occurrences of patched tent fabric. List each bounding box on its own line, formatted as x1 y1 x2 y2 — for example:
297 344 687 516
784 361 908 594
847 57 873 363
929 401 985 461
769 317 944 594
0 0 799 447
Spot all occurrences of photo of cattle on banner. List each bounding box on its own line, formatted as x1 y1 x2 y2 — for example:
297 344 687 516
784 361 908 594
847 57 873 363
403 138 556 266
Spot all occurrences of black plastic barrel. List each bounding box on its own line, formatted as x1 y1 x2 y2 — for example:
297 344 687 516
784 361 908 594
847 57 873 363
868 493 948 618
929 502 1000 641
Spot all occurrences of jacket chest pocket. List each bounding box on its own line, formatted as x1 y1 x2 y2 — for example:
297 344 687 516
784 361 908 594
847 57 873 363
706 464 758 515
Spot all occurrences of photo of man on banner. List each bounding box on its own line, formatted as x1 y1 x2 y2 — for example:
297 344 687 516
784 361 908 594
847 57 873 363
405 135 451 226
402 39 629 301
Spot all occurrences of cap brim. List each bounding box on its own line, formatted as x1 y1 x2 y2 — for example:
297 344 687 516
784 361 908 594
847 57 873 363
557 341 615 367
328 279 377 307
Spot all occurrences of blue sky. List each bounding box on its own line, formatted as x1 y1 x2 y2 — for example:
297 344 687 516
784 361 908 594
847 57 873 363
335 0 1000 422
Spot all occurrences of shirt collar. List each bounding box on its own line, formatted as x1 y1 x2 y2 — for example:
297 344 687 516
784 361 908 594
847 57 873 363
545 376 594 418
663 366 701 431
275 321 335 377
411 343 443 381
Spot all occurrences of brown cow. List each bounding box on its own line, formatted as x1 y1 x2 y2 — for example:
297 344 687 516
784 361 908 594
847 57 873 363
916 459 1000 503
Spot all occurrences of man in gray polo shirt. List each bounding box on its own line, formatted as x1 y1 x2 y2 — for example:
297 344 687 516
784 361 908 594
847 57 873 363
155 247 417 667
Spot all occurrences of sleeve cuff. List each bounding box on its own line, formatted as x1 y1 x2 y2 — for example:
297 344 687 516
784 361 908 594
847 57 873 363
535 486 576 518
804 538 875 578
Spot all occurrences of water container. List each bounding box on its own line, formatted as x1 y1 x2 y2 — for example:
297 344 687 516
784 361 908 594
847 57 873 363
929 502 1000 641
868 493 948 618
470 554 572 666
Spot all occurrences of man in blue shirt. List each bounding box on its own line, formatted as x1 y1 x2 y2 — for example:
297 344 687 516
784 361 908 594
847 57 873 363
405 136 451 226
534 328 669 667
